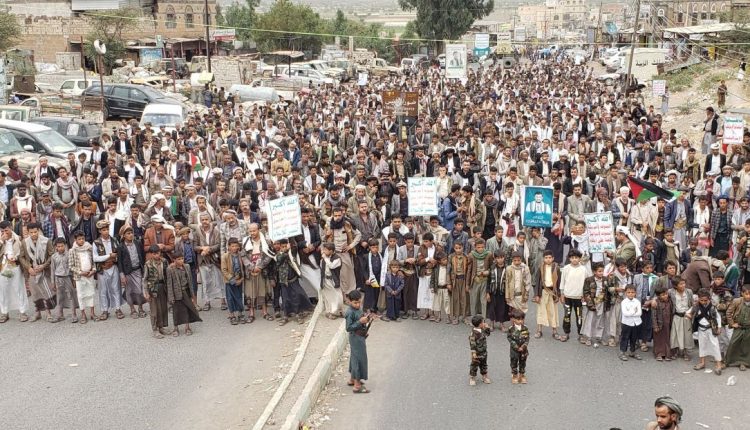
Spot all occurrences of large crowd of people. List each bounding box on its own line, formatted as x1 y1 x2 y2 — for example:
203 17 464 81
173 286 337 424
0 54 748 376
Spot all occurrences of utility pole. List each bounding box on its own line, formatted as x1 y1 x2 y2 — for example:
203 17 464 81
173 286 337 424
625 0 642 89
204 0 212 73
595 1 603 55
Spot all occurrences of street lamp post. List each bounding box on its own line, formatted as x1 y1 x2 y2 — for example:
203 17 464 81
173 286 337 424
94 39 107 122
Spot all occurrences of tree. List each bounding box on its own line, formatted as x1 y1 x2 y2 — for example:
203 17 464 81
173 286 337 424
0 11 22 52
253 0 324 53
84 7 140 73
719 9 750 56
215 0 259 42
398 0 494 51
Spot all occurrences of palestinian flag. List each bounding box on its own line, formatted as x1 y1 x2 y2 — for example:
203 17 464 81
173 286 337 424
627 176 677 202
190 152 202 172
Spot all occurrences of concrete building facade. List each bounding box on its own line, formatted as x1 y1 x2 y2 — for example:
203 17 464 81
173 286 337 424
8 0 216 63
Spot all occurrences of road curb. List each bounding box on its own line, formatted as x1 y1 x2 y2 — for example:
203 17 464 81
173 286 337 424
281 320 347 430
252 301 323 430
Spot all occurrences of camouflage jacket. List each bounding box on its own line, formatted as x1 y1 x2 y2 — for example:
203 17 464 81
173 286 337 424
507 324 530 355
469 327 491 357
143 258 168 295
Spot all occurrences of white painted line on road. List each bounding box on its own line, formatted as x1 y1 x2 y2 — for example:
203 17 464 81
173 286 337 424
252 301 323 430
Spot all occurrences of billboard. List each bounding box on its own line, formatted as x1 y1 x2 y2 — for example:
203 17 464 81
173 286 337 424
445 44 467 79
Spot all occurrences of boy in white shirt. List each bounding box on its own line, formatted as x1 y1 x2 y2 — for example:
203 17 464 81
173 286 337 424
619 285 643 361
559 249 587 342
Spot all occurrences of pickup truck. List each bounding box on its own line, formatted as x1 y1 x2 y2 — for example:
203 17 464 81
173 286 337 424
362 58 400 77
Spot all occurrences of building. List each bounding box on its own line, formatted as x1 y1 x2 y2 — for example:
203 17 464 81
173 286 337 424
8 0 216 63
647 1 731 32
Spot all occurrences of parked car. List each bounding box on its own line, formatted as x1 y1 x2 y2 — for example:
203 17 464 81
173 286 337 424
139 103 186 134
82 83 181 119
59 79 91 96
29 116 101 147
0 119 87 161
0 128 67 174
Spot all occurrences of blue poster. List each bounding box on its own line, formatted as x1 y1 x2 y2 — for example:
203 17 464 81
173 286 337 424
520 186 553 228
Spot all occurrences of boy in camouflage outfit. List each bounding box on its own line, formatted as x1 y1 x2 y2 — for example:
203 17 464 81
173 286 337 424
508 308 530 384
469 314 491 386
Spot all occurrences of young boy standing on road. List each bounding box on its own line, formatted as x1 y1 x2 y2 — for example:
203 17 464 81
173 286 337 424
581 262 612 348
534 250 560 339
686 288 724 375
50 238 78 323
559 249 587 342
383 260 404 322
467 239 491 322
619 285 643 361
508 308 530 384
469 314 491 386
429 251 451 324
449 241 470 325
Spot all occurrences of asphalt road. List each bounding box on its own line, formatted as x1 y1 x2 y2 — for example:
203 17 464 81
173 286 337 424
0 305 303 430
315 307 750 430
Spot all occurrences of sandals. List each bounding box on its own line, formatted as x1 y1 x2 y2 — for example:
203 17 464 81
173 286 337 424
47 315 58 323
248 315 256 323
740 364 747 371
172 330 180 337
98 312 109 321
115 309 125 319
693 363 705 370
202 303 211 312
138 310 147 318
230 316 238 325
278 318 289 326
153 331 164 339
352 386 370 394
0 314 8 323
130 311 138 319
220 303 228 311
534 331 542 339
559 335 568 342
640 344 649 352
19 313 29 322
30 313 41 322
263 313 274 321
607 338 617 348
553 332 561 340
585 339 592 347
80 314 88 324
185 328 193 336
656 357 663 362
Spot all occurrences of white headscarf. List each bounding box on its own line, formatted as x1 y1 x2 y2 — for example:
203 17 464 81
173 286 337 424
616 226 642 257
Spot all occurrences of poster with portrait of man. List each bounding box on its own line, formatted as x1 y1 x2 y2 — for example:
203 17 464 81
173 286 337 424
520 186 554 228
445 44 467 79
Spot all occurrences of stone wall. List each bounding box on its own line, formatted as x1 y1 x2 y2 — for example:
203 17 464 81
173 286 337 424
12 1 216 63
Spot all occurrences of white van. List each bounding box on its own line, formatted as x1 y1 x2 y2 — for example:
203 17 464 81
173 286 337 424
59 79 91 96
139 103 186 134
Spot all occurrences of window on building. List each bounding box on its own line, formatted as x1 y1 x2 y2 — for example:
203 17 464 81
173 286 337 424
185 6 194 28
701 12 707 20
166 5 176 29
677 12 683 23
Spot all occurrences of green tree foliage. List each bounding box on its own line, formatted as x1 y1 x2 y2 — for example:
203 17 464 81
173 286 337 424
84 7 140 73
398 0 494 50
719 9 750 56
0 11 22 52
253 0 324 52
215 0 259 42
